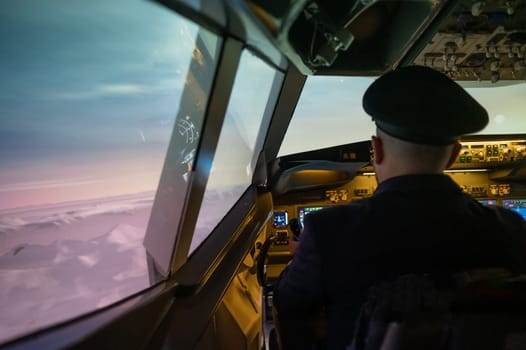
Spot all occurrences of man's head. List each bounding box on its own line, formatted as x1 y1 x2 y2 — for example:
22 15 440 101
362 65 489 182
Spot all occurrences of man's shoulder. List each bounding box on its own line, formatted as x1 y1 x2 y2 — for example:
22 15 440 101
311 199 370 220
304 199 372 234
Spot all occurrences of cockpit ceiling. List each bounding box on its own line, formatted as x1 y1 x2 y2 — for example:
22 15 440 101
245 0 526 80
414 0 526 82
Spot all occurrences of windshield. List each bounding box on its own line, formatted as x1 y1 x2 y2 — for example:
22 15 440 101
279 76 526 156
0 0 219 343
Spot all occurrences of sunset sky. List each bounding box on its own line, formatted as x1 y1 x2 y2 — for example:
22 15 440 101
0 0 198 210
2 1 526 210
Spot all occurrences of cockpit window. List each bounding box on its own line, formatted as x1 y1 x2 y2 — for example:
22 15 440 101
280 76 526 157
190 50 283 255
0 1 217 344
278 76 376 156
462 82 526 135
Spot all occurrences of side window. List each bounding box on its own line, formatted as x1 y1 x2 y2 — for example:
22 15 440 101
189 50 284 255
0 1 218 344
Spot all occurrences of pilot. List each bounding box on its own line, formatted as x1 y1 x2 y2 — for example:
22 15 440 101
272 65 526 349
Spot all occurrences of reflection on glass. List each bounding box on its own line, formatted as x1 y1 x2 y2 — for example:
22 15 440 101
189 50 283 255
279 76 376 156
0 1 204 344
143 29 220 277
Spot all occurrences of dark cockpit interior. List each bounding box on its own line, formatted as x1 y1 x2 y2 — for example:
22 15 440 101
248 0 526 79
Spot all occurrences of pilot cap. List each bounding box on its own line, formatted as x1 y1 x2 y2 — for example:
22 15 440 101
363 65 489 145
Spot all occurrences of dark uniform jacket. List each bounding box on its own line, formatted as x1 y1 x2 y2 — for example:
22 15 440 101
273 174 526 349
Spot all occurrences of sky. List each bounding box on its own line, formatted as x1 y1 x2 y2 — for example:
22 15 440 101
465 83 526 134
0 0 200 210
279 76 526 156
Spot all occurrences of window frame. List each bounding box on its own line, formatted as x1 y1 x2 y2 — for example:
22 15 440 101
168 37 244 273
143 27 223 279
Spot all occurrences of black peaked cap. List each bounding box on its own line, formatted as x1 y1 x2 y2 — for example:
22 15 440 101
363 65 489 145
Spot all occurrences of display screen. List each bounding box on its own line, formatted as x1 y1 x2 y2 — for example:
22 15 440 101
273 211 288 227
297 206 327 228
478 199 497 206
502 199 526 220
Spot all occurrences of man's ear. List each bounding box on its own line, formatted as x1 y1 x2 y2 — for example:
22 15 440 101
445 141 461 169
372 136 384 165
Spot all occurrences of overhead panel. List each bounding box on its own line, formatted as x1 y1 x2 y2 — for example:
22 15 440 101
414 0 526 82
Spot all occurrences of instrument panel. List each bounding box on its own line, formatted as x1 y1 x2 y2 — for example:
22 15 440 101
454 140 526 165
266 137 526 278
